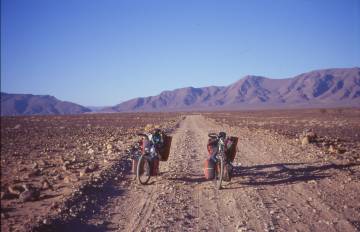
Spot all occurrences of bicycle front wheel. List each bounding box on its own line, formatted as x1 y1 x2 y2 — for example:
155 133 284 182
137 155 151 185
215 156 224 190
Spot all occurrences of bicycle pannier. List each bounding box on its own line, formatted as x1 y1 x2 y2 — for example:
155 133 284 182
132 158 138 174
142 139 150 155
131 150 141 174
225 137 238 162
150 156 160 176
222 163 232 182
204 158 215 179
159 134 172 161
207 138 217 156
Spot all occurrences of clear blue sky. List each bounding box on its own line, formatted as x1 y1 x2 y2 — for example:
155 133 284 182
1 0 360 106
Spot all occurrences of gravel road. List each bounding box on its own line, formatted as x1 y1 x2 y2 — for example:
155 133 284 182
42 115 360 232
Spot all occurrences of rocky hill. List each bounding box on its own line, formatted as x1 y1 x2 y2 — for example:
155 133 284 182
105 67 360 112
1 93 91 116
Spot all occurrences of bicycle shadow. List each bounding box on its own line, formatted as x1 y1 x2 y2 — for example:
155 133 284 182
226 161 359 189
37 220 109 232
32 159 132 232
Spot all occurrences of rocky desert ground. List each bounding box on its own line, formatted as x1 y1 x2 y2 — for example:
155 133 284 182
1 109 360 232
1 113 182 231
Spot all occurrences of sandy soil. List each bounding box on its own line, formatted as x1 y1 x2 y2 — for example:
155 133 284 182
26 114 360 232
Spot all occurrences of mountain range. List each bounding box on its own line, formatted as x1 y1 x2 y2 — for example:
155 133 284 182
104 67 360 112
0 93 91 116
1 67 359 115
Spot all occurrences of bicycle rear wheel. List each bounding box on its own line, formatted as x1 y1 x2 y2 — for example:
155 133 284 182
137 155 151 185
215 156 224 190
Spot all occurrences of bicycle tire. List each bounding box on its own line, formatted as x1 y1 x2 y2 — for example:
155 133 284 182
137 155 151 185
215 156 224 190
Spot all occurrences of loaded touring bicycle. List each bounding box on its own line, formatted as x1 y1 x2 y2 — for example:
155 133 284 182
204 132 238 189
129 130 172 185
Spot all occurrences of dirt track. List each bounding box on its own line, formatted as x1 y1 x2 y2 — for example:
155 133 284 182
45 114 358 232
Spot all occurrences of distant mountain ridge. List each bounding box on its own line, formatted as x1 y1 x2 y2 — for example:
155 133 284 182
1 93 91 116
2 67 359 115
104 67 360 112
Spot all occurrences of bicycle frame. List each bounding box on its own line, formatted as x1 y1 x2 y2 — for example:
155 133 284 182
217 138 225 155
212 137 224 189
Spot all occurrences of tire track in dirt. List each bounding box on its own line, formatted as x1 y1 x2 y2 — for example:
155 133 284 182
135 115 226 231
84 150 161 231
235 127 358 232
87 115 250 232
49 114 359 232
211 116 360 232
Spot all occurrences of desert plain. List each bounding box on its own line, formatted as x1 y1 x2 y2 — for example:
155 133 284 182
1 109 359 232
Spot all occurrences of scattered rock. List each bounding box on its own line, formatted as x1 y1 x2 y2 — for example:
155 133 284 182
59 157 65 164
308 180 317 184
14 124 21 129
79 168 88 177
307 131 317 141
88 163 98 172
300 130 317 145
42 219 50 225
41 179 52 190
145 124 154 131
237 222 248 232
328 145 338 153
0 191 16 200
14 184 40 202
0 114 181 231
19 189 40 202
64 176 71 184
50 202 59 209
8 184 25 195
106 144 113 150
38 159 48 166
301 136 310 146
32 162 39 169
62 165 69 171
17 160 24 165
64 160 71 165
28 168 41 177
53 174 62 181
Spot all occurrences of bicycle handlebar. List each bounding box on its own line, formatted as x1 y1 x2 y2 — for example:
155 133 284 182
208 132 227 140
208 133 218 138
